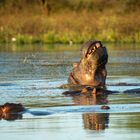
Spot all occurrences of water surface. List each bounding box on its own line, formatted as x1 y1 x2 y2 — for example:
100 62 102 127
0 43 140 140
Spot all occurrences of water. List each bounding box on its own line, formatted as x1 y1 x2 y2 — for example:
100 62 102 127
0 43 140 140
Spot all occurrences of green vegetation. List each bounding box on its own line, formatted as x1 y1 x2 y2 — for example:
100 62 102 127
0 0 140 44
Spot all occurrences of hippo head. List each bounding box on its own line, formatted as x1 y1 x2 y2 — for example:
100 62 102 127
0 103 24 120
69 40 108 86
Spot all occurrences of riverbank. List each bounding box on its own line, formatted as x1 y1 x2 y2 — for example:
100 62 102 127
0 2 140 44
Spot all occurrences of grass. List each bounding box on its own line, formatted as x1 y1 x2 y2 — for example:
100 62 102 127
0 5 140 44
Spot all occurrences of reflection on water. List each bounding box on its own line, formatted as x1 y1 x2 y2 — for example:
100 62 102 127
0 43 140 140
0 113 23 121
83 113 109 130
72 92 108 105
73 91 109 131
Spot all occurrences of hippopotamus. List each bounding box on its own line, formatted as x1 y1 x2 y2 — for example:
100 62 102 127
64 40 140 95
69 40 108 86
0 103 25 120
0 103 50 120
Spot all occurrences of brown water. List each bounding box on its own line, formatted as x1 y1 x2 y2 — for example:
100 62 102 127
0 43 140 140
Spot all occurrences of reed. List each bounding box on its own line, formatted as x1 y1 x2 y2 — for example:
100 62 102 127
0 1 140 44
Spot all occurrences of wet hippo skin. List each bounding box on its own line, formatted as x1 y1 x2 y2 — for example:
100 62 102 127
69 40 108 86
0 103 25 120
65 40 140 95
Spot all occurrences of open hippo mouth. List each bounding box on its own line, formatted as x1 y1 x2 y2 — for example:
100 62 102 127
69 40 108 86
81 41 108 66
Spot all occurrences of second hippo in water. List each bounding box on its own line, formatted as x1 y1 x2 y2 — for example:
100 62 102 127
0 103 25 120
69 40 108 86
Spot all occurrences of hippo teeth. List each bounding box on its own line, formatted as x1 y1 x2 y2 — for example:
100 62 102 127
95 42 101 48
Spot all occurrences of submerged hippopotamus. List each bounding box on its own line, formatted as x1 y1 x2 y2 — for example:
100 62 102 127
69 40 108 86
0 103 25 120
0 103 50 121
